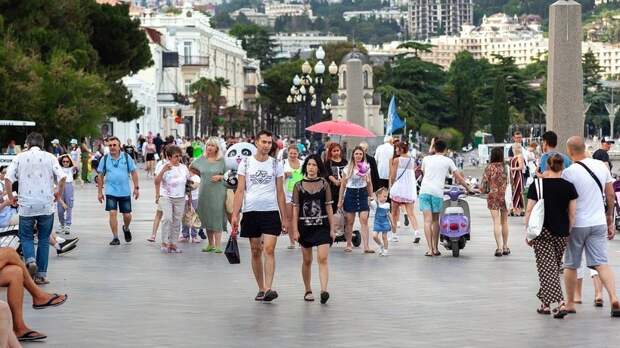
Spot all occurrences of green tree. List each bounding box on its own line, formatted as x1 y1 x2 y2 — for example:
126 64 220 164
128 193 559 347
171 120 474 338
490 76 510 142
229 23 275 69
396 41 434 57
191 77 230 135
445 51 481 143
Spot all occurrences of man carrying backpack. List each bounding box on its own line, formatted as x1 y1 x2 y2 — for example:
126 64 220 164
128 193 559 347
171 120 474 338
96 137 140 246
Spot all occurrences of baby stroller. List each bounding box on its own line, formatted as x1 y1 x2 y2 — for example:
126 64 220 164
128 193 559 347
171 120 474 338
614 178 620 231
332 210 361 247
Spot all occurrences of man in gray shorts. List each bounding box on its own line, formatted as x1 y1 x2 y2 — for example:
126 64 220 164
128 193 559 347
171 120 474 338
561 136 620 317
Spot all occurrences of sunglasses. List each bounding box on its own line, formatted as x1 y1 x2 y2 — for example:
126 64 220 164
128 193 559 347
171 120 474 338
62 161 70 163
108 144 118 148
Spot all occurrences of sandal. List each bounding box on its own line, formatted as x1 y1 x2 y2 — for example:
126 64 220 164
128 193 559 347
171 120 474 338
34 276 49 285
364 249 375 254
255 291 265 301
595 298 604 307
502 248 511 256
320 291 330 304
433 251 441 256
536 304 551 315
494 249 503 257
553 303 568 319
17 330 46 342
33 293 68 310
424 251 433 257
611 301 620 317
147 235 156 242
344 247 353 252
304 291 314 302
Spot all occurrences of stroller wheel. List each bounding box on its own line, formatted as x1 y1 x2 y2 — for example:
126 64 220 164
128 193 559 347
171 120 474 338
352 230 361 247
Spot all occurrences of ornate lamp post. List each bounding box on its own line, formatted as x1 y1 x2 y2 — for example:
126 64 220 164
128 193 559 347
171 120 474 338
286 46 337 139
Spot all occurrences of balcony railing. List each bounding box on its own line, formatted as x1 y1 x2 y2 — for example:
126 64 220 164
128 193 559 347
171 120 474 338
181 56 209 67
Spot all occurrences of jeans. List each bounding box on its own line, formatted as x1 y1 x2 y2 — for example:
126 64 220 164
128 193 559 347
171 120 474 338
58 182 74 226
19 214 54 278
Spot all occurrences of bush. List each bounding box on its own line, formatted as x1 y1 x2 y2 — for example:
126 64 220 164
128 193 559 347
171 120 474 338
438 127 464 150
419 123 440 138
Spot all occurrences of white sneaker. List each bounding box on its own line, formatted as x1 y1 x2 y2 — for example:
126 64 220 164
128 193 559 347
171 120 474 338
381 249 390 256
391 235 400 242
413 230 421 244
376 246 384 255
64 225 71 235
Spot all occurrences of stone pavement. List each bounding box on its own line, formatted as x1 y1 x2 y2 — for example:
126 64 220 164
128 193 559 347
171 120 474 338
17 170 620 347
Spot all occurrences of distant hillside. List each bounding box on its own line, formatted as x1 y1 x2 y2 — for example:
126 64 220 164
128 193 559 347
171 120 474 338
474 0 595 24
583 5 620 42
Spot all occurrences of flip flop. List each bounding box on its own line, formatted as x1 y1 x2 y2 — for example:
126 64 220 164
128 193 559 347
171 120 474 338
595 298 604 307
146 235 156 242
18 330 46 342
33 293 68 310
344 247 353 252
424 251 433 257
433 251 441 256
364 250 375 254
304 291 314 302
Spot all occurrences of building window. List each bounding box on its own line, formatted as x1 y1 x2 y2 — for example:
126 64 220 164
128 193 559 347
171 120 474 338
184 79 192 96
184 42 192 64
342 70 347 89
363 71 369 88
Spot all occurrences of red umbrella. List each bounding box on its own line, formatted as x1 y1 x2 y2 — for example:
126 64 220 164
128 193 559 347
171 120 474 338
306 120 375 137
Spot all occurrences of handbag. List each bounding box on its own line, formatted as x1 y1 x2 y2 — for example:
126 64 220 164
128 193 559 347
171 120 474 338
504 172 513 211
224 228 240 264
527 178 545 241
182 200 202 229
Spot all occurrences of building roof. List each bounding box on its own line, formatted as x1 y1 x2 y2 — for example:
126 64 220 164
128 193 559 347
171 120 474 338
341 50 370 64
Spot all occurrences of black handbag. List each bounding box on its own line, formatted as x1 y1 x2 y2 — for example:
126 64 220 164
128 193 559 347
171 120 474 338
224 235 240 264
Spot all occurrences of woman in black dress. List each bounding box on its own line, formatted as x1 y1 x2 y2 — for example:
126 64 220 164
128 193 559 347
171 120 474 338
292 154 335 304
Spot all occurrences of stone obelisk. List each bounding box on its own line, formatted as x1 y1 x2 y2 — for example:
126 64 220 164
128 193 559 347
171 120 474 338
546 0 583 149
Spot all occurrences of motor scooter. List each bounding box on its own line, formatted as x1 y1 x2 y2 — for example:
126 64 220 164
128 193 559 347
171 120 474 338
439 186 471 257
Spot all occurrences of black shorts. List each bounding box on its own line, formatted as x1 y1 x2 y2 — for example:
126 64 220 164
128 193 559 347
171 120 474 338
105 195 132 214
146 153 155 161
240 211 282 239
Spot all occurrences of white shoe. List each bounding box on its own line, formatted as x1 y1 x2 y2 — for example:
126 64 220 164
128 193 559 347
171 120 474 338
376 246 384 255
391 235 400 242
381 249 389 256
413 230 421 244
64 225 71 235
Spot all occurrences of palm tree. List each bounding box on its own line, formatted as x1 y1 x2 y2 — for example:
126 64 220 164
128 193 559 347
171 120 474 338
190 77 230 136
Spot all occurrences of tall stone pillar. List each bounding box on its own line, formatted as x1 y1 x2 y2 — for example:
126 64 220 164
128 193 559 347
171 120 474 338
546 0 583 149
345 58 364 127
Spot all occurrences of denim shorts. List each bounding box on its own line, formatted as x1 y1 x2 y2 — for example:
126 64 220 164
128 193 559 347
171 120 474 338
564 225 608 269
105 195 132 213
418 194 443 213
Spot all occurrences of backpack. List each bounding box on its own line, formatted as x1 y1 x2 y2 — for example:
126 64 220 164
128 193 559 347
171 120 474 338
526 178 544 241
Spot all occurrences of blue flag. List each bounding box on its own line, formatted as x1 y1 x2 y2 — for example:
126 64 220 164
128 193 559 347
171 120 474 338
387 95 405 135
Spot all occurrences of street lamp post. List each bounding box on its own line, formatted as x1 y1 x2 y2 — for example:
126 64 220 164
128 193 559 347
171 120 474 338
286 46 337 139
601 80 620 138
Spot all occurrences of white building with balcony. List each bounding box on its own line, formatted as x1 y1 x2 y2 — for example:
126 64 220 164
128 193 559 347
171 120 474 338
271 33 348 59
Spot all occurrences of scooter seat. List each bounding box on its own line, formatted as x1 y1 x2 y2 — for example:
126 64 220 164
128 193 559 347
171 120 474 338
444 207 464 215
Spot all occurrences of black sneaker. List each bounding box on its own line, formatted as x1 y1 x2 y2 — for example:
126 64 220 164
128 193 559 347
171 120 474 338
57 243 77 256
263 289 278 302
122 225 132 243
59 237 79 251
109 238 120 246
198 229 207 240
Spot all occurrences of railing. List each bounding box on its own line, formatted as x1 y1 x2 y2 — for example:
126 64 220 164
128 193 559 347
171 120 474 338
180 56 209 67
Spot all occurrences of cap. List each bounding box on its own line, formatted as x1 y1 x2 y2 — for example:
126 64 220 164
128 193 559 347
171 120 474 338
51 139 59 144
602 137 615 144
70 139 78 145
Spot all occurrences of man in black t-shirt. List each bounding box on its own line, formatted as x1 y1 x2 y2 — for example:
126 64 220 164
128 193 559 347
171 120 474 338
123 139 137 160
593 137 614 171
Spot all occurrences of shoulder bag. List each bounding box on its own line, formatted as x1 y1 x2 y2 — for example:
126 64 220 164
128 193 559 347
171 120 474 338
575 161 608 211
527 178 545 241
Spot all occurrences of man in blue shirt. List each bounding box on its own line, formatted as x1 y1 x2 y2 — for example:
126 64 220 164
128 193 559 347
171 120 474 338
538 131 572 175
96 136 140 245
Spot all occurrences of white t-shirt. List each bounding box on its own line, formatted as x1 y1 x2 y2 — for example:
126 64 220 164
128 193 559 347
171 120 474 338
154 160 167 175
160 164 190 198
561 158 613 228
238 156 283 212
62 167 74 183
419 154 457 198
188 174 201 200
374 143 394 180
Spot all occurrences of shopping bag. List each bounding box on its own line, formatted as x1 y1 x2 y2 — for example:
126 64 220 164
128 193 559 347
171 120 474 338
225 228 240 264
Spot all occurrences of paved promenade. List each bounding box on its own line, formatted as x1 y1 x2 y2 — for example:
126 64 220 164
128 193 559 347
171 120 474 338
17 171 620 347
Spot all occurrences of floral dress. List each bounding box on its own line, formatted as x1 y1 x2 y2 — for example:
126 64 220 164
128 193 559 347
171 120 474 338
481 162 507 211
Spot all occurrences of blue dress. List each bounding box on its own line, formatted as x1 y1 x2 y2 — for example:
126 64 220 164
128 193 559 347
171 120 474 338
372 201 391 233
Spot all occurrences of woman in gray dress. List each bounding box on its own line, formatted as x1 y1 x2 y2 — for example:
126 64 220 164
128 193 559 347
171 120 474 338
191 137 227 253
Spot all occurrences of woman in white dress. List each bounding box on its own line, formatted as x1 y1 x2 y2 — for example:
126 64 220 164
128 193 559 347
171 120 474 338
389 141 421 243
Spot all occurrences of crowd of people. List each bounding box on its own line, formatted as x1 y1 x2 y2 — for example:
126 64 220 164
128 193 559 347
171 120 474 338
0 126 619 344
